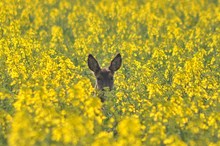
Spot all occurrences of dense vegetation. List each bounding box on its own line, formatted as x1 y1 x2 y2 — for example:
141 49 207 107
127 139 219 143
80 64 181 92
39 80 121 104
0 0 220 145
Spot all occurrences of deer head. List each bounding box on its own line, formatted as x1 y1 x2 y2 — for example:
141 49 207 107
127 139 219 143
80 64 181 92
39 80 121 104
88 53 122 91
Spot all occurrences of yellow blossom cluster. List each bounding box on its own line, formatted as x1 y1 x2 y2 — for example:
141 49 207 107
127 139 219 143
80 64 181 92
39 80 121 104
0 0 220 145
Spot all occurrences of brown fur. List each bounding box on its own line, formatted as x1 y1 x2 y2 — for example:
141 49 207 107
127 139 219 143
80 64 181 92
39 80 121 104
88 53 122 95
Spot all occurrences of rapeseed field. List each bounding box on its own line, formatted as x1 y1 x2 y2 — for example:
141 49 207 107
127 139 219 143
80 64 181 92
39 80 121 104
0 0 220 145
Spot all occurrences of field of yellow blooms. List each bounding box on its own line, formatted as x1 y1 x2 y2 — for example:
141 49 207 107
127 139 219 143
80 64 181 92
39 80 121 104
0 0 220 145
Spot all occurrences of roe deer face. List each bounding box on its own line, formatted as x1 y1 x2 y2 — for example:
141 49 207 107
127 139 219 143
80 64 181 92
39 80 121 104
88 53 122 91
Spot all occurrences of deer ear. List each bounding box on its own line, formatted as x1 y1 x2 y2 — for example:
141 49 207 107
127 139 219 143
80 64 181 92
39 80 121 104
88 54 101 73
109 53 122 72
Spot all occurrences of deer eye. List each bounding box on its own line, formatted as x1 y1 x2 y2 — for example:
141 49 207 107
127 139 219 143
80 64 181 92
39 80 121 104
97 77 102 81
110 77 113 80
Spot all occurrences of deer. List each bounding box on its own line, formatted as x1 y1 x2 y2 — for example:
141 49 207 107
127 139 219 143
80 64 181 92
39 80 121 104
88 53 122 102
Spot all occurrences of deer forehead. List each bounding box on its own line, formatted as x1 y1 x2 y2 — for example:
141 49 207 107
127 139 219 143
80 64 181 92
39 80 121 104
96 68 113 78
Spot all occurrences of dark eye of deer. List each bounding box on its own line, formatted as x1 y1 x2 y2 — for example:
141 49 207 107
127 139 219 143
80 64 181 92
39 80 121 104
110 77 113 80
97 77 101 81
